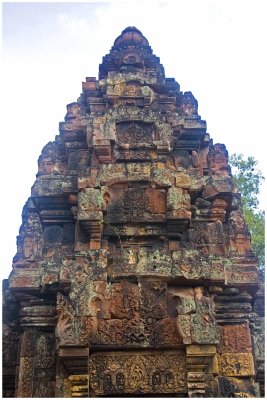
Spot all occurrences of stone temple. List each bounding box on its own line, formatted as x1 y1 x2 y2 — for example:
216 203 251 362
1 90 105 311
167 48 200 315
2 27 264 397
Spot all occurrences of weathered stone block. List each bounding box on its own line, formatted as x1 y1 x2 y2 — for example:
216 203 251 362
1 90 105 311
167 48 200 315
137 248 172 278
177 315 192 344
9 270 40 290
78 188 102 215
139 281 167 319
217 376 260 398
154 318 183 346
167 187 191 220
202 176 234 199
167 286 195 316
187 345 217 356
109 281 139 319
218 324 252 354
175 172 192 189
172 250 203 280
91 318 153 347
225 263 258 285
191 313 219 345
218 353 255 377
31 176 77 196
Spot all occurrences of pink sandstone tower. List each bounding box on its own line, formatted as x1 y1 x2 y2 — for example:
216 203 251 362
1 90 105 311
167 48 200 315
3 27 264 398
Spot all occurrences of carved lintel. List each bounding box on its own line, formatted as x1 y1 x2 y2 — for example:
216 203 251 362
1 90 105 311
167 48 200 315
88 350 187 396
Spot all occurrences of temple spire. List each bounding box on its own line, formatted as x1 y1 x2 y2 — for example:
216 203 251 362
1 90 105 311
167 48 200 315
99 26 163 79
113 26 150 49
2 27 262 398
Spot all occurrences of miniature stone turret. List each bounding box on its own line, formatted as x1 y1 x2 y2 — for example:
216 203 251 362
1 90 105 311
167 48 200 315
3 27 264 398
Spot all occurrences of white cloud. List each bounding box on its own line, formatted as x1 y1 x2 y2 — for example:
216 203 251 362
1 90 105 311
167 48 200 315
57 13 93 38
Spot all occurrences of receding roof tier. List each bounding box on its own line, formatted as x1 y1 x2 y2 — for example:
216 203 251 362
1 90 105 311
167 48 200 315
2 27 263 398
113 26 150 49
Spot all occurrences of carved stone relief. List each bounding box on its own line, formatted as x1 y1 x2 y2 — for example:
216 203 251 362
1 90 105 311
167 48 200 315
88 351 187 396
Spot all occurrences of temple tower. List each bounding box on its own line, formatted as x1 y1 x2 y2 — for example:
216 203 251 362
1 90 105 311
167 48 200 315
3 27 264 398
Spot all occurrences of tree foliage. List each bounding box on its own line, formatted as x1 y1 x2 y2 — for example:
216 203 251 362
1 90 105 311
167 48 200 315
229 153 265 272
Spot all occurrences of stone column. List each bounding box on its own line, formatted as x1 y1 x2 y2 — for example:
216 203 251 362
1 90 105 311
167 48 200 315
16 328 55 397
186 345 218 397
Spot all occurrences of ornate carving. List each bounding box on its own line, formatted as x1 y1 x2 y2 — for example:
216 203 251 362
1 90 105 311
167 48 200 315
155 318 183 346
191 287 219 345
88 351 187 395
218 324 252 354
229 211 252 255
139 281 167 319
106 187 165 223
172 250 203 280
251 315 265 386
225 264 258 285
4 26 261 398
209 143 230 176
191 313 219 344
43 225 63 244
218 353 255 377
20 328 36 357
16 330 55 398
78 188 102 220
179 91 198 116
56 293 77 346
114 148 154 162
177 315 192 344
109 281 139 319
116 121 153 147
188 221 225 256
106 188 146 222
91 319 124 346
67 375 88 398
32 333 55 397
167 187 191 220
17 356 35 397
91 318 153 347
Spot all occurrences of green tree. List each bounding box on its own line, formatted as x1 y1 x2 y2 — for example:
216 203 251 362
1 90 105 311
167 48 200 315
229 154 265 273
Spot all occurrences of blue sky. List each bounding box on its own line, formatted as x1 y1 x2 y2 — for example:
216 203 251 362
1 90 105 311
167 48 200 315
1 0 266 278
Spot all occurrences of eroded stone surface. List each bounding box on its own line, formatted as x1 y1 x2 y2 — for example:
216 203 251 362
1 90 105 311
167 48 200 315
218 353 255 377
88 350 187 396
2 26 263 398
218 324 252 354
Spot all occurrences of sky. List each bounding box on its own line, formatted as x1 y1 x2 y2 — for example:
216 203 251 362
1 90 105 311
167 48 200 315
1 0 267 279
